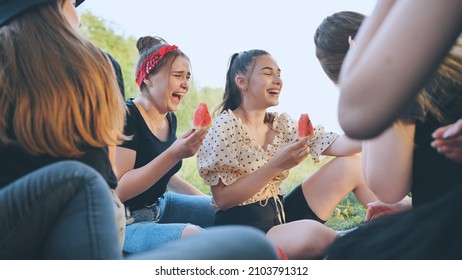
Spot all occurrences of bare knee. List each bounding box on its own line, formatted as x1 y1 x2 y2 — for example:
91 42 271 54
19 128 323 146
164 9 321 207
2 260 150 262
181 224 203 238
267 220 338 259
295 225 338 259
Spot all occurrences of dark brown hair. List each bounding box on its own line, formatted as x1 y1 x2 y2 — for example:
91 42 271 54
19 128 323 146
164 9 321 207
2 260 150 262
419 38 462 123
215 49 270 115
314 11 365 84
135 36 189 92
314 11 462 123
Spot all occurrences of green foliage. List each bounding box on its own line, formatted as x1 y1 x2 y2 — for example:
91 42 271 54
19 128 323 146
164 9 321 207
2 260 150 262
325 193 366 230
180 156 209 193
79 11 139 98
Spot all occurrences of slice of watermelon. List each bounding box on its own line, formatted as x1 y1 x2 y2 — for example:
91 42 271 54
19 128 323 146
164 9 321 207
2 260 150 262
297 113 314 138
193 102 212 129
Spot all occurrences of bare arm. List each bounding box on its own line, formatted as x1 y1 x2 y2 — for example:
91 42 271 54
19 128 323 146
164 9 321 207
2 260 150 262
362 121 415 202
322 134 362 156
338 0 462 139
115 129 207 202
108 145 116 172
168 174 206 196
212 139 309 210
115 146 182 202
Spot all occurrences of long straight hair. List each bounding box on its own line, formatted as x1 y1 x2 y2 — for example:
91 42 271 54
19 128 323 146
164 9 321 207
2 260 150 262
0 0 127 157
418 38 462 123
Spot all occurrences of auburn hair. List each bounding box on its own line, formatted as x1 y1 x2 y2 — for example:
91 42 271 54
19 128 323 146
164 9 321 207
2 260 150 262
0 0 127 157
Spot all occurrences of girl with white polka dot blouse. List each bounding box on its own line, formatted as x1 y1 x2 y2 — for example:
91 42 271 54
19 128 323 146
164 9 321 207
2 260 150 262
197 50 377 259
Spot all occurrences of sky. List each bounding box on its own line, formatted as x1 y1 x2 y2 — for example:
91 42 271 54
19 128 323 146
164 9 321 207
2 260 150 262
79 0 375 133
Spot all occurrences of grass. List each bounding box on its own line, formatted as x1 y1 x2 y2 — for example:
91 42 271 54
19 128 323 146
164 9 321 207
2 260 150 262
179 156 365 231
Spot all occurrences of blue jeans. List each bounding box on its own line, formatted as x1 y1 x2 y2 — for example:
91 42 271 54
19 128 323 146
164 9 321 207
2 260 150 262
129 226 279 260
1 162 278 260
0 161 121 260
123 193 215 253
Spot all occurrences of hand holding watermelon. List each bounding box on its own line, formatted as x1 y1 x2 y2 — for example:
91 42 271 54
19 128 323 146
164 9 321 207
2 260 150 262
296 113 336 163
297 113 314 139
171 104 211 159
193 102 212 130
170 128 209 159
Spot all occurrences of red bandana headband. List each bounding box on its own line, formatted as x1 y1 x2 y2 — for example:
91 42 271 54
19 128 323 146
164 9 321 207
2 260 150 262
135 45 179 88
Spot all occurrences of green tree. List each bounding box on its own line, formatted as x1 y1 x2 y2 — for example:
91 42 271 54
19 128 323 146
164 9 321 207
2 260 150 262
79 11 138 97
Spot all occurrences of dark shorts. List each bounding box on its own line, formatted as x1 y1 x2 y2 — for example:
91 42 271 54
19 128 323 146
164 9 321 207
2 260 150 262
214 184 324 233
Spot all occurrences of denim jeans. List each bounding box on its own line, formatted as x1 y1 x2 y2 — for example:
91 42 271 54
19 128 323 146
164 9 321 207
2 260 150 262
1 162 278 260
0 161 122 260
128 225 279 260
123 193 215 254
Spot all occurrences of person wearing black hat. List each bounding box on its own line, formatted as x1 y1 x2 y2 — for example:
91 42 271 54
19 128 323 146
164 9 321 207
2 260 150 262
0 0 279 260
0 0 125 259
0 0 84 26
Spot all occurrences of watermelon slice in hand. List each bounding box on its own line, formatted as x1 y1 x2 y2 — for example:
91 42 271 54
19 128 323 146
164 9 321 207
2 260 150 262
297 113 314 138
193 102 212 129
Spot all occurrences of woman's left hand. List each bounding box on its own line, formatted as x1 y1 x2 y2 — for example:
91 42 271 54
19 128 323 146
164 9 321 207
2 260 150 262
431 119 462 163
365 197 412 221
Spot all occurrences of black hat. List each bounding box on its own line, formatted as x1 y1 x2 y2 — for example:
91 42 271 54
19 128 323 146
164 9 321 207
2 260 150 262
0 0 85 26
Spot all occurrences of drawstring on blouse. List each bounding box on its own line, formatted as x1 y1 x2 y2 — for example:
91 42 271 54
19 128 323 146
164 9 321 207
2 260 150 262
258 181 286 225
